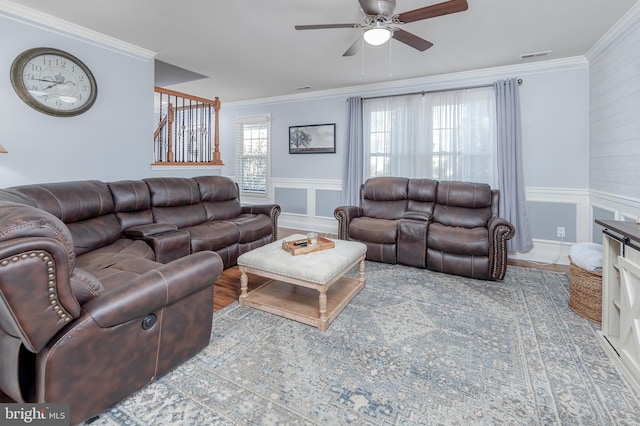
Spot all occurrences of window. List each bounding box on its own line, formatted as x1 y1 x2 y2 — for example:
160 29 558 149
363 87 496 185
235 114 271 196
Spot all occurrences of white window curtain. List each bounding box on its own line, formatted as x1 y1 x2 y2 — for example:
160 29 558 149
363 86 496 185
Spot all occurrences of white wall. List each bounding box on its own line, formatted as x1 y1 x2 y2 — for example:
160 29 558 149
0 6 156 187
589 5 640 199
520 66 590 188
588 3 640 240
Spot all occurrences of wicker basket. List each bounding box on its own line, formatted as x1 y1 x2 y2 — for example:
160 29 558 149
568 256 603 323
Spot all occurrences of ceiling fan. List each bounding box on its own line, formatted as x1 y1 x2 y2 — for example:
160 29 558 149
295 0 469 57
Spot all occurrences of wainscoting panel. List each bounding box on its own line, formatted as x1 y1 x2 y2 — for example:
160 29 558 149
271 178 342 234
527 201 577 242
510 187 590 265
274 187 308 215
316 189 342 218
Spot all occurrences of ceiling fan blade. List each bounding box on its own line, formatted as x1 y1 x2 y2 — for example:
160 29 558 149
392 29 433 51
343 37 362 57
295 23 361 30
357 0 382 15
396 0 468 23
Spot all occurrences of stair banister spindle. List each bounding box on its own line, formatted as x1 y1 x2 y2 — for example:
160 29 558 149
153 87 223 166
213 97 221 164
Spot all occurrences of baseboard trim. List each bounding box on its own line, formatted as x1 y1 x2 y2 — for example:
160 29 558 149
510 239 571 266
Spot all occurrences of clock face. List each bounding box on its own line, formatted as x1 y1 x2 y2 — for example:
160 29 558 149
10 48 97 117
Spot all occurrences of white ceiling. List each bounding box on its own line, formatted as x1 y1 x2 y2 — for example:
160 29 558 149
8 0 639 103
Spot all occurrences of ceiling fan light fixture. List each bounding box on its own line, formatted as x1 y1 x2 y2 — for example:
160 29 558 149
363 27 391 46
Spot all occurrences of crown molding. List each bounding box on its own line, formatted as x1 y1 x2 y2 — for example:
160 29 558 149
224 56 588 109
585 1 640 64
0 0 156 61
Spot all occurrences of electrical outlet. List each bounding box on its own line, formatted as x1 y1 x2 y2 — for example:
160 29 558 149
557 226 565 238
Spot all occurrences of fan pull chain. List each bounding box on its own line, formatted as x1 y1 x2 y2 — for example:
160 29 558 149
388 37 393 77
361 37 365 78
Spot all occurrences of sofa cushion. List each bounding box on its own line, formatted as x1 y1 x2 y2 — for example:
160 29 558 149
145 178 208 228
195 175 238 201
226 214 273 243
427 222 489 256
202 199 243 221
67 215 122 255
151 204 208 229
109 180 154 229
426 249 490 281
9 181 114 222
195 176 243 220
436 181 493 208
144 178 200 207
185 221 240 252
361 177 408 220
433 204 492 229
8 181 121 254
433 181 492 228
109 180 151 212
88 257 164 290
407 178 438 217
75 239 155 278
348 217 398 244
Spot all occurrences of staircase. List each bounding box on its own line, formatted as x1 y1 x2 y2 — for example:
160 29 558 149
153 86 223 165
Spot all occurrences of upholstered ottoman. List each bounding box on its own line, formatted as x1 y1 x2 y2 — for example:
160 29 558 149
237 234 366 330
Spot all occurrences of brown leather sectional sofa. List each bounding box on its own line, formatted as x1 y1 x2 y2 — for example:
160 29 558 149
334 177 515 281
0 175 280 424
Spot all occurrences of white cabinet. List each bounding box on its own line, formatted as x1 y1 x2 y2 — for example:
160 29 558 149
598 219 640 393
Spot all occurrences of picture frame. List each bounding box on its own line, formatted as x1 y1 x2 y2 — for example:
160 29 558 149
289 123 336 154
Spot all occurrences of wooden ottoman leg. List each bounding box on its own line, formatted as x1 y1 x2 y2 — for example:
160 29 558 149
359 256 366 287
318 287 328 331
239 266 248 304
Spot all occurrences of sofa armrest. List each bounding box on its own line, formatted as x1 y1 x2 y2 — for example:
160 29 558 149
398 219 428 268
123 223 177 238
242 204 281 241
334 206 363 240
487 217 516 280
82 251 223 328
0 202 82 353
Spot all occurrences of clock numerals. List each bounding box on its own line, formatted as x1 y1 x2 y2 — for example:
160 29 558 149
11 48 97 117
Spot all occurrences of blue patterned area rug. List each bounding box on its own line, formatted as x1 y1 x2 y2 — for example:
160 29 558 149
91 263 640 425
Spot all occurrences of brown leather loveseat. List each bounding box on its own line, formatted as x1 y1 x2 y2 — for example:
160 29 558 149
334 177 515 281
0 175 280 424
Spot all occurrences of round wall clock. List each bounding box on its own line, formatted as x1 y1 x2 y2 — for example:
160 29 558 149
10 47 98 117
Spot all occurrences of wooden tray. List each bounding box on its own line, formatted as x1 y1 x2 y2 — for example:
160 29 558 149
282 236 335 255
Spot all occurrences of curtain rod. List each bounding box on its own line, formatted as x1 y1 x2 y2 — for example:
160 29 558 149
362 78 523 101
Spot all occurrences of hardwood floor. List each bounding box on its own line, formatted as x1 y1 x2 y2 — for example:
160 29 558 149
213 227 570 312
213 228 300 311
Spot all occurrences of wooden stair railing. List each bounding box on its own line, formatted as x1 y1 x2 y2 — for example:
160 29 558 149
154 86 223 166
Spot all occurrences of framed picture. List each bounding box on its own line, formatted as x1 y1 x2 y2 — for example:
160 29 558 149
289 123 336 154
